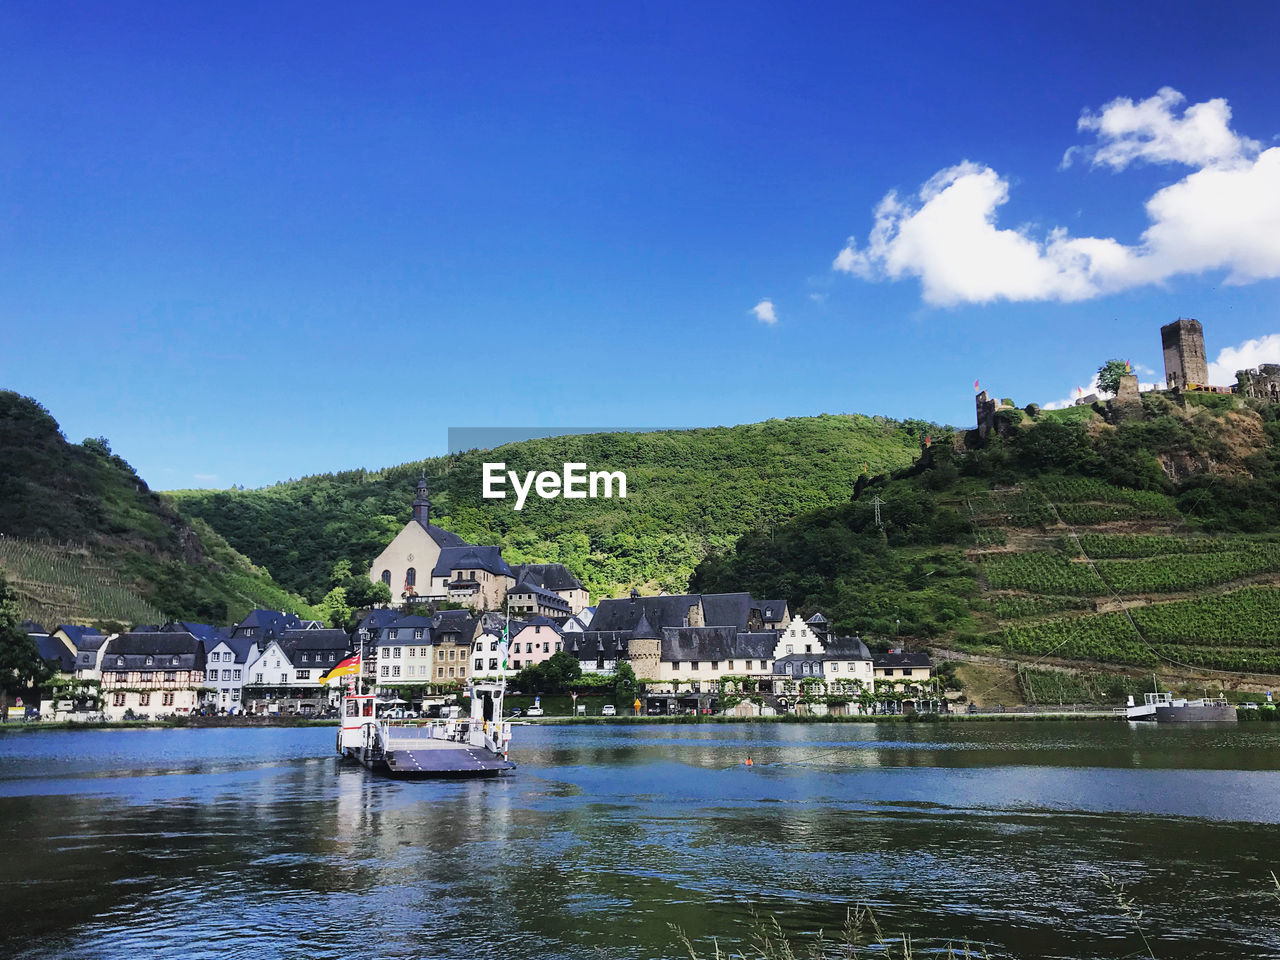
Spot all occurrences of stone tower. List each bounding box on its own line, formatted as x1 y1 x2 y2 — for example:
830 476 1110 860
628 610 662 682
1161 318 1208 389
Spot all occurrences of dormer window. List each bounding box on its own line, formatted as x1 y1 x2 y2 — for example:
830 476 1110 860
116 657 125 666
172 657 179 666
145 656 153 665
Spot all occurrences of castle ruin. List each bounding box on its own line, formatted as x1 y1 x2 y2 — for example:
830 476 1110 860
1161 318 1209 390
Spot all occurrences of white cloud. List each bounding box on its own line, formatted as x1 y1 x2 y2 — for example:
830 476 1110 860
751 299 778 325
809 292 827 303
1068 87 1260 171
1207 333 1280 385
835 89 1280 306
193 473 218 483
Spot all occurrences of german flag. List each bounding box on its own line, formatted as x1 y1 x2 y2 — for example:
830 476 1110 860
318 653 361 685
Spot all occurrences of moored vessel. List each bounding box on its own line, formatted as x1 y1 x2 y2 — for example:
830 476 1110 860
1123 692 1237 723
337 681 515 778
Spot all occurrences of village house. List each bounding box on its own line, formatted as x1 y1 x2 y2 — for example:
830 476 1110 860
241 629 351 715
509 563 590 615
204 632 259 714
374 615 435 686
433 546 514 610
99 632 208 721
429 609 479 685
507 616 563 671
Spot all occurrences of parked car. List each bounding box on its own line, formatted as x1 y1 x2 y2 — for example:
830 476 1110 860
1241 701 1260 710
509 707 523 718
525 706 544 717
601 704 617 716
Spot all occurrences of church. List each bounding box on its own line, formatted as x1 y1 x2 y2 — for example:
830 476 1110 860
368 475 590 615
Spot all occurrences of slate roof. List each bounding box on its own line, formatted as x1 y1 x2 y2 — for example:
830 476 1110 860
37 635 76 673
357 609 402 631
103 633 205 671
431 610 479 643
508 580 572 610
589 595 703 633
873 652 932 669
701 593 764 630
660 627 778 662
232 610 310 640
823 636 872 659
415 519 470 549
278 629 351 666
210 634 259 662
56 625 103 650
510 563 585 593
567 633 630 660
432 545 513 578
20 620 47 634
512 615 563 634
758 600 788 622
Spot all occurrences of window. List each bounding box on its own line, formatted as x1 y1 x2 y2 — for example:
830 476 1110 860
207 670 217 682
219 669 229 681
116 657 125 667
883 668 895 677
514 660 522 670
903 669 913 677
381 666 389 678
458 664 466 675
406 566 416 587
393 647 401 658
280 673 288 684
490 640 498 652
139 693 150 706
448 667 455 677
474 659 483 671
113 692 126 706
438 667 445 677
234 669 241 680
162 692 174 707
231 690 240 701
804 645 812 654
329 653 336 662
727 661 735 670
691 661 700 670
790 629 796 637
489 658 499 670
255 673 263 684
672 661 681 670
171 657 179 666
145 656 154 665
415 628 424 639
164 671 176 682
381 570 391 586
544 643 551 653
786 645 793 654
392 666 401 678
847 662 856 671
390 629 399 640
296 670 309 680
711 662 720 670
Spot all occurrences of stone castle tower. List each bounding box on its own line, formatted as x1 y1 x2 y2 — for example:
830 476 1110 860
1161 318 1208 389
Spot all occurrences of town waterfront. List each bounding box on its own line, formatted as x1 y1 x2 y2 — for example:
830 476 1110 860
1 722 1279 959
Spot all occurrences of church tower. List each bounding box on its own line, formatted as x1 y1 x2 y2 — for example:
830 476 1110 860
412 472 430 524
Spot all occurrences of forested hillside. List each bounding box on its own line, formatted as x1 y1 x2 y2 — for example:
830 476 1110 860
171 415 932 602
0 391 316 625
694 392 1280 682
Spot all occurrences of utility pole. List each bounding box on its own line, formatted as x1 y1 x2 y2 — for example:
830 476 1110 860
870 495 885 528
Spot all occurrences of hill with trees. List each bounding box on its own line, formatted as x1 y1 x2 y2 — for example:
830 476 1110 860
693 391 1280 692
0 391 316 626
169 415 933 603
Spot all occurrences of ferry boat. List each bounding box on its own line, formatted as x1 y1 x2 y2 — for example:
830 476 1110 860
1122 692 1237 723
337 680 515 778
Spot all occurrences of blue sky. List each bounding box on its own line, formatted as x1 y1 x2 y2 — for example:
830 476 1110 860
2 1 1279 489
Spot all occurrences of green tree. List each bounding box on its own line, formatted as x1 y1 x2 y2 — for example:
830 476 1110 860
345 577 392 609
613 661 638 705
542 651 583 693
316 586 353 629
1096 359 1131 395
0 573 53 716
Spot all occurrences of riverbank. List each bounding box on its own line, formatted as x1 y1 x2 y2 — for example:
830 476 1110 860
0 717 341 733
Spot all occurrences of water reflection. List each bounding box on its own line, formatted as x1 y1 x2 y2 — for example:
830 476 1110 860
0 722 1278 959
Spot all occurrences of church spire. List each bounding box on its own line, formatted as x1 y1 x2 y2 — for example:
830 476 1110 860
412 471 430 525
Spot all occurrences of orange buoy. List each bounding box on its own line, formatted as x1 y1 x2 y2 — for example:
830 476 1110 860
745 756 754 767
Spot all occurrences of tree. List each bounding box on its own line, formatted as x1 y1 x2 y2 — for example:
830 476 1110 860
1096 359 1131 395
0 573 53 716
541 651 582 693
613 661 638 705
316 586 353 629
345 577 391 609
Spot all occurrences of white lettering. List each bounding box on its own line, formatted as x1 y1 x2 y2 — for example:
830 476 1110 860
590 470 627 499
562 462 587 499
482 463 507 499
535 471 561 499
510 470 536 511
483 462 627 508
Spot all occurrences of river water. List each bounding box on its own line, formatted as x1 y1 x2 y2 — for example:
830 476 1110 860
0 721 1278 959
